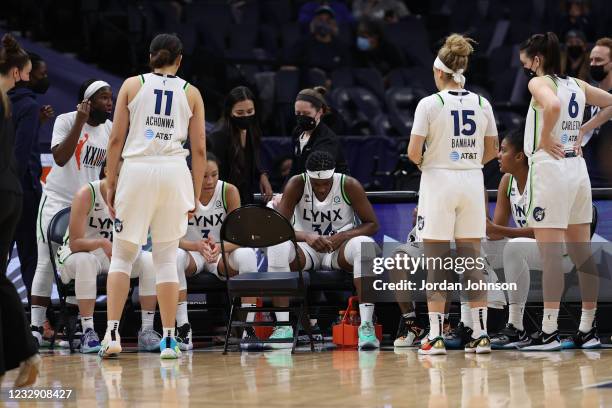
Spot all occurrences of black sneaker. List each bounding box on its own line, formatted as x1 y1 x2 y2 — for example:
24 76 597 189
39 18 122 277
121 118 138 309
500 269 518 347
519 330 561 351
444 322 473 349
490 323 529 349
176 323 193 351
240 327 265 351
561 326 601 349
394 317 425 347
464 335 491 354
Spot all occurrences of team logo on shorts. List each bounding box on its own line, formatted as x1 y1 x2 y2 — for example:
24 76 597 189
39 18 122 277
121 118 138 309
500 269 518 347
215 200 222 208
145 129 155 140
533 207 546 222
334 196 341 204
114 218 124 233
417 215 425 231
449 151 460 161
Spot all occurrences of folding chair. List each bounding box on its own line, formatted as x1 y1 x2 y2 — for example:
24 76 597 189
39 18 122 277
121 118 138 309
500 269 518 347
221 205 314 354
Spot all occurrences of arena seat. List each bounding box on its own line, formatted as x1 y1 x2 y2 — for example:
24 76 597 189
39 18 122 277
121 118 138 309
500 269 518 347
221 205 314 354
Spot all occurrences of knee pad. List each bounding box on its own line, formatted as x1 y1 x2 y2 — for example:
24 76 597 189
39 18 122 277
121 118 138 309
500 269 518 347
177 249 189 291
228 248 258 274
109 239 140 276
152 240 180 284
70 252 99 299
340 236 377 278
133 251 156 296
267 241 295 272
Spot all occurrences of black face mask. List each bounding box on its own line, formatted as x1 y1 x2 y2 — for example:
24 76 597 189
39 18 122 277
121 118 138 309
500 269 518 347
313 22 333 37
590 64 608 82
230 114 255 130
567 45 583 59
90 109 111 124
30 77 50 94
296 114 317 131
523 67 537 80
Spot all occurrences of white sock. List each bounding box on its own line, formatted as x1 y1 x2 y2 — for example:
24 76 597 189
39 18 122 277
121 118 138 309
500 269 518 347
276 312 289 323
141 310 155 331
508 304 525 331
242 303 256 323
460 303 472 328
402 311 416 319
359 303 375 325
579 308 596 333
428 312 444 339
105 320 120 339
81 316 94 332
31 305 47 327
444 313 449 322
471 307 487 338
176 302 189 326
163 327 176 338
542 308 559 334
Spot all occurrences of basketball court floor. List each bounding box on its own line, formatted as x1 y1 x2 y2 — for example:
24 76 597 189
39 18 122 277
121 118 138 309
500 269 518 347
3 343 612 407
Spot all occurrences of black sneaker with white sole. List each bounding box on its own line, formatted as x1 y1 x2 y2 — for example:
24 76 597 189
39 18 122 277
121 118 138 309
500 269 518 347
464 335 491 354
561 326 601 349
519 330 561 351
490 323 529 349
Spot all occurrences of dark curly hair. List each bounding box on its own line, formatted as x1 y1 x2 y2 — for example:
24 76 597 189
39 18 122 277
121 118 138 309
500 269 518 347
306 150 336 172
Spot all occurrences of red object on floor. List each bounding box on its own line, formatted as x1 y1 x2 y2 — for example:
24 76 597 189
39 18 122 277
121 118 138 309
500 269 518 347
332 296 382 346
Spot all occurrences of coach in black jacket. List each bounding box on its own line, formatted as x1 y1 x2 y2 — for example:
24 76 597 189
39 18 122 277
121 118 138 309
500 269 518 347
289 87 349 179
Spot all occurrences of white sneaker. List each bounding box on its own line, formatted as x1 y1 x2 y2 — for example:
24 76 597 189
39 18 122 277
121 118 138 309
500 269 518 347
98 330 122 358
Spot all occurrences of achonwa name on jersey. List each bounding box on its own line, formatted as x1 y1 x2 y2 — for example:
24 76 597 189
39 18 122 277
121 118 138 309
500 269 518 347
145 115 175 129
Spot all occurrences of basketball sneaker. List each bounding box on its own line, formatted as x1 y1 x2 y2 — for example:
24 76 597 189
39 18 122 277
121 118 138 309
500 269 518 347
394 317 425 347
267 326 293 349
138 328 162 352
80 328 101 354
490 324 530 349
176 323 193 351
464 335 491 354
561 327 601 349
358 322 380 350
240 327 264 351
98 329 122 358
159 337 182 359
519 330 561 351
444 322 473 349
31 323 53 348
418 336 446 355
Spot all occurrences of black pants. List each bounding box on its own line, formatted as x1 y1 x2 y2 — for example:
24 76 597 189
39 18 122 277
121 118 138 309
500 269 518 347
0 192 38 376
12 186 41 302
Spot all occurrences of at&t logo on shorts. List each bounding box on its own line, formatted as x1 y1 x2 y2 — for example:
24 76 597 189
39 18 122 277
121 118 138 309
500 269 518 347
417 215 425 231
114 218 124 233
533 207 546 222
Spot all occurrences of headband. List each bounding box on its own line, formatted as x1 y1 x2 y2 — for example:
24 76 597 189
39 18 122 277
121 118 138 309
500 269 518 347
307 169 335 179
84 80 110 101
433 57 466 87
296 93 324 109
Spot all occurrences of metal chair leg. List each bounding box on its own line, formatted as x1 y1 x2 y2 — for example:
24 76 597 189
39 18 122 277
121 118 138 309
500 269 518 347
223 298 239 354
300 298 315 351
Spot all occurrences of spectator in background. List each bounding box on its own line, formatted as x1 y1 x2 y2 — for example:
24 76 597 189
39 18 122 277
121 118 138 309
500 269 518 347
7 52 53 300
352 0 410 22
285 6 350 74
298 0 354 25
352 19 404 77
289 87 349 179
209 86 273 204
561 30 590 81
581 37 612 187
557 0 594 42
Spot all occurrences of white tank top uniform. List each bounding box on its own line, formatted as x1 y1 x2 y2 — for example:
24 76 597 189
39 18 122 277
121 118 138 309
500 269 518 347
524 75 592 229
293 173 356 269
507 175 529 228
182 180 230 275
114 73 195 245
412 90 498 240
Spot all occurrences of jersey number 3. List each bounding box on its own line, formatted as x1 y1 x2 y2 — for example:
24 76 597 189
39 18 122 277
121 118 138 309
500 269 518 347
153 89 173 116
450 110 476 136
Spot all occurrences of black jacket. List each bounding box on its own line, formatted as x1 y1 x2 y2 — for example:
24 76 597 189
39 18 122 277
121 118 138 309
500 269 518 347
0 100 22 195
289 121 349 178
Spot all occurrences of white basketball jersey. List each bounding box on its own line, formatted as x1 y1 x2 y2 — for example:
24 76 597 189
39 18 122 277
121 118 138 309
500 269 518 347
506 175 528 228
524 75 585 157
293 173 355 235
123 73 192 159
184 180 228 242
57 180 113 264
415 90 496 170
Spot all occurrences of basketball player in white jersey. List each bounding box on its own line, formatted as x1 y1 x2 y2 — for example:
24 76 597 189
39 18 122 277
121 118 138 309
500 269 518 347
516 32 612 350
268 151 380 349
174 152 257 351
101 33 206 359
57 166 160 353
30 79 113 346
407 34 499 355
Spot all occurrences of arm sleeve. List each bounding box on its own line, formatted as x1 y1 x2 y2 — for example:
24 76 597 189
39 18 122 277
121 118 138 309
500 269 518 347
410 97 432 136
13 102 39 178
50 114 72 149
482 98 499 136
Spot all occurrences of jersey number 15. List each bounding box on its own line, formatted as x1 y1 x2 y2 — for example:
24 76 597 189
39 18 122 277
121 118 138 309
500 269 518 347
451 110 476 136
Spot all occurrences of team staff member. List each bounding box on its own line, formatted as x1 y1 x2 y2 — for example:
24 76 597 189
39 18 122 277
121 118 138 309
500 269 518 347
407 34 499 355
30 78 113 346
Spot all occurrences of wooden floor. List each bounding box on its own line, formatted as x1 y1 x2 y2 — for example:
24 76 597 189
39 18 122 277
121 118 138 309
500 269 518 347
4 345 612 407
